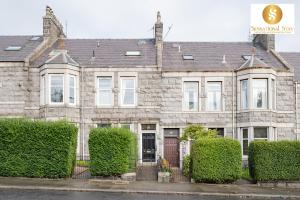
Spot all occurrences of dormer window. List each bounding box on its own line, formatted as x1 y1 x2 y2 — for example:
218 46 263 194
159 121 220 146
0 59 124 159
5 46 22 51
125 51 141 56
182 54 194 60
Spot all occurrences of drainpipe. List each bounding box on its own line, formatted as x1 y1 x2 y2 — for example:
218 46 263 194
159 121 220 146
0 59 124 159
232 67 235 139
80 66 85 160
295 82 298 141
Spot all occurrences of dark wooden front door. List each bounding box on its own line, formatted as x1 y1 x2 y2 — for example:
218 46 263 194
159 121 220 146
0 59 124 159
164 137 179 167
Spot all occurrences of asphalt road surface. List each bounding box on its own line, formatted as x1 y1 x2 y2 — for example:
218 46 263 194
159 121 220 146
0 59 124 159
0 189 289 200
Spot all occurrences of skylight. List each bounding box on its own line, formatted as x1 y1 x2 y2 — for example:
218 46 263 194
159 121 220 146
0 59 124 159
182 54 194 60
125 51 141 56
242 55 252 61
5 46 22 51
30 36 41 41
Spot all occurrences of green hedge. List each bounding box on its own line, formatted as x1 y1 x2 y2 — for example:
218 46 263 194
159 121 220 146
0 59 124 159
182 155 191 177
192 138 242 183
0 118 77 178
89 128 136 176
249 140 300 181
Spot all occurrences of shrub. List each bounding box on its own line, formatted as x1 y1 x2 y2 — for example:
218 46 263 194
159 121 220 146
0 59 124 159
0 118 77 178
249 140 300 181
192 138 242 183
89 128 136 176
183 155 191 177
180 124 217 141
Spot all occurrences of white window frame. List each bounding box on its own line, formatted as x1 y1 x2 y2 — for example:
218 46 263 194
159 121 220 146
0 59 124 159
49 74 64 105
241 127 249 157
119 123 135 132
97 76 114 107
68 75 76 105
182 77 201 112
205 77 224 112
119 76 137 107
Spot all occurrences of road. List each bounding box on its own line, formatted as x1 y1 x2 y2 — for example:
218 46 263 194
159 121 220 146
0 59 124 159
0 189 289 200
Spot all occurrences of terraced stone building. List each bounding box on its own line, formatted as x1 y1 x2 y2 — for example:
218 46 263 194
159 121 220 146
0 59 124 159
0 7 299 167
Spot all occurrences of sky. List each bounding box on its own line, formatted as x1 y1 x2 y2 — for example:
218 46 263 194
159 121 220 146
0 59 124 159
0 0 299 52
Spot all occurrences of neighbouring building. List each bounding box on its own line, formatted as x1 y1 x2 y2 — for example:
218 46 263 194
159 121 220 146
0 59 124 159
0 6 299 168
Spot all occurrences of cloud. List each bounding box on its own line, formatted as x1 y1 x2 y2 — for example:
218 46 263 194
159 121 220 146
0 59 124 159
0 0 298 51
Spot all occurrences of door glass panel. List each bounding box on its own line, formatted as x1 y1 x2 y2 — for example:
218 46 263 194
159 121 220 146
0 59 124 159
142 133 155 162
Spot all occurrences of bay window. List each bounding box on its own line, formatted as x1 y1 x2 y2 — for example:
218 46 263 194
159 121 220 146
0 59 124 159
254 127 268 140
120 77 136 106
252 79 268 109
183 81 199 111
206 81 222 111
98 77 113 106
50 75 64 103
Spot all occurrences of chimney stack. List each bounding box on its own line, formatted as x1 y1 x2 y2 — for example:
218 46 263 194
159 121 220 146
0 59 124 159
253 34 275 51
43 6 65 44
155 11 163 69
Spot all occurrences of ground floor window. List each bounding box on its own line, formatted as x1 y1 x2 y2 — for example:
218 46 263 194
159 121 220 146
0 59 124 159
97 123 111 128
208 128 224 137
240 127 272 157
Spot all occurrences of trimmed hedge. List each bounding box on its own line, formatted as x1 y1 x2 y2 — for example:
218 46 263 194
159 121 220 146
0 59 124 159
192 138 242 183
0 118 77 178
249 140 300 181
89 128 136 176
182 155 191 177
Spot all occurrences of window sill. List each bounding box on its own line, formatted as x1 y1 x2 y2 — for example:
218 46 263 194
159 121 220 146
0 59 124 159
238 109 276 113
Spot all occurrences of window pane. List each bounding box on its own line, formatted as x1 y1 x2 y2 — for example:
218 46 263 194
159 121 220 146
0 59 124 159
141 124 156 130
183 82 198 111
123 79 134 89
121 124 131 130
123 89 134 104
209 128 224 137
121 77 135 105
243 129 248 138
207 82 221 111
253 79 267 109
241 80 248 109
243 140 248 156
97 123 111 128
69 76 75 104
51 75 63 103
99 90 112 105
99 78 112 89
98 77 112 106
272 79 275 109
254 127 268 139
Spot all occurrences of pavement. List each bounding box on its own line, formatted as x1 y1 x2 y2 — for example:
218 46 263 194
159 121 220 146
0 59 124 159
0 177 299 199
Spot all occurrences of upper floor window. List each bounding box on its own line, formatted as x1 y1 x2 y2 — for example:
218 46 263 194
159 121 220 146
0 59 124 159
98 77 113 106
183 81 199 111
253 79 268 109
241 79 249 109
50 75 64 103
120 77 136 106
206 81 222 111
69 75 76 105
40 75 46 105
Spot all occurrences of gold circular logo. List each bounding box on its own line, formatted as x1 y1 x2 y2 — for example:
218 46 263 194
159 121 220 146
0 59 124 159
262 4 283 24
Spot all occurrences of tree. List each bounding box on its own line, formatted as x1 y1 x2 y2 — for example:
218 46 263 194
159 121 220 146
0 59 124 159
180 124 217 141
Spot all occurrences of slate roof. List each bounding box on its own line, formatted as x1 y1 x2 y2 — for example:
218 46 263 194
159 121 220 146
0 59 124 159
162 42 285 71
0 36 289 72
237 54 270 71
280 52 300 80
0 36 43 62
63 39 156 67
